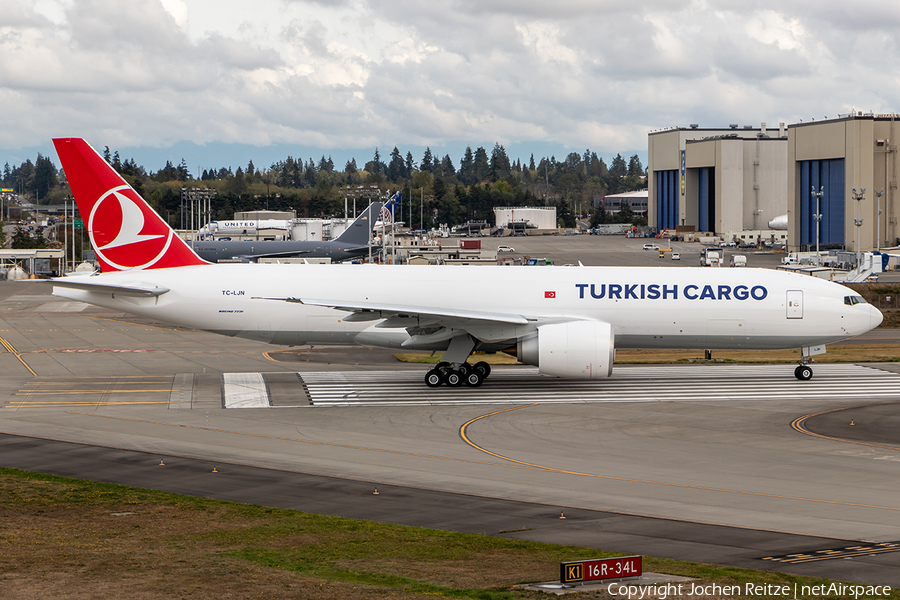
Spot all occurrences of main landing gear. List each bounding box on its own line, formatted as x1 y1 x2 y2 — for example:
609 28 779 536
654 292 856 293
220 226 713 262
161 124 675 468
423 333 491 388
794 364 813 381
424 361 492 388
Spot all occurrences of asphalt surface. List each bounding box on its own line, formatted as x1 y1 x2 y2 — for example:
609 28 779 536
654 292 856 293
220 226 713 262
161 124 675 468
1 237 899 586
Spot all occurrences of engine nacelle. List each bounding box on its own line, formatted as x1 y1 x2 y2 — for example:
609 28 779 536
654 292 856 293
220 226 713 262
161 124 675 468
517 321 615 379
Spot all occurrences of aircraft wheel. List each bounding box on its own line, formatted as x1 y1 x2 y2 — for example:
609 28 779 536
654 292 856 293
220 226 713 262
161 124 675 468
424 369 443 388
445 370 464 387
464 370 483 387
436 361 450 370
457 363 469 376
473 361 491 378
794 365 813 381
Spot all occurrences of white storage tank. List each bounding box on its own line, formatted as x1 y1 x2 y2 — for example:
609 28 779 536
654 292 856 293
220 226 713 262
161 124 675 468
328 218 349 240
6 266 28 280
290 219 324 241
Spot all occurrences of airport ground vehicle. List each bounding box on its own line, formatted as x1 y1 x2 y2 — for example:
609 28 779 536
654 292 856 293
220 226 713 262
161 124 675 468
700 248 722 266
643 244 659 251
497 245 515 252
671 252 680 260
50 138 883 386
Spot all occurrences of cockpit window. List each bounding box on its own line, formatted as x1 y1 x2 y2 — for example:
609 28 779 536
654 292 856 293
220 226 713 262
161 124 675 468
844 295 867 305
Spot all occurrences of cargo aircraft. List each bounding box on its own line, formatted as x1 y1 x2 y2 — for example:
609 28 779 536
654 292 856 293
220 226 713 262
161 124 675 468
51 138 883 387
189 202 379 264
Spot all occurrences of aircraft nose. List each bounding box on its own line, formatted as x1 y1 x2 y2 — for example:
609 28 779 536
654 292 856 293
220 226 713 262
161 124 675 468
871 304 884 329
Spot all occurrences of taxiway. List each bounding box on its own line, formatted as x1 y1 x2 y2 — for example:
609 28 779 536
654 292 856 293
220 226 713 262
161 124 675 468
1 280 899 585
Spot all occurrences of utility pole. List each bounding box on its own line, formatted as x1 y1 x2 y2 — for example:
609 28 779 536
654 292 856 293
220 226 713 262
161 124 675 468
852 187 866 268
876 188 885 251
811 186 823 266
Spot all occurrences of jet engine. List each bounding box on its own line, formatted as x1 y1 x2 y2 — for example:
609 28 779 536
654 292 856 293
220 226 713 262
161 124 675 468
516 321 615 379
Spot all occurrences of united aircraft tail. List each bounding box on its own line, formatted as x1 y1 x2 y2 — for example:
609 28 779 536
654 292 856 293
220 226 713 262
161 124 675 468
375 191 401 227
53 138 208 272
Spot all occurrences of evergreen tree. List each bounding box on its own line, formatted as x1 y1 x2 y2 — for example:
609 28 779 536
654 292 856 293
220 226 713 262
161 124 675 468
590 203 608 227
627 154 644 177
441 154 455 177
473 146 490 182
228 166 247 196
369 148 386 174
489 143 511 181
529 153 536 171
405 151 415 179
563 152 581 174
34 153 58 201
616 199 635 223
459 147 474 185
303 158 317 187
590 152 607 178
555 199 575 228
177 159 191 181
345 158 357 174
610 153 627 177
103 146 112 163
421 147 433 173
387 147 404 182
112 151 122 172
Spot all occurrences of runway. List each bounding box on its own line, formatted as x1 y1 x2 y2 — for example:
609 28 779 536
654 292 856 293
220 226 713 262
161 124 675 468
1 281 900 585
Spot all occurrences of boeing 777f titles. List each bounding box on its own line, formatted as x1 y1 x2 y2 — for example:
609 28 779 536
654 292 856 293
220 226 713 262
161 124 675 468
51 138 883 387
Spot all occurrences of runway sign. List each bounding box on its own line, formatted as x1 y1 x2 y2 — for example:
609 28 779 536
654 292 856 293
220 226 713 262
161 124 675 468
560 555 642 583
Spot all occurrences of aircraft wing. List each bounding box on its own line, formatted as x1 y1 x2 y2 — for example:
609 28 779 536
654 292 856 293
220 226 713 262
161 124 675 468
234 250 312 260
51 278 170 297
257 296 530 324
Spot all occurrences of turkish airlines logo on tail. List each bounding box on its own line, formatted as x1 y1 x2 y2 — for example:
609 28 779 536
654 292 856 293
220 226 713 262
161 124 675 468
545 291 556 298
90 185 172 270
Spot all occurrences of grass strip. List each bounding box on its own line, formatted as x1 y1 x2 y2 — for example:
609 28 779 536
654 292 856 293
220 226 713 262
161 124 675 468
1 468 898 599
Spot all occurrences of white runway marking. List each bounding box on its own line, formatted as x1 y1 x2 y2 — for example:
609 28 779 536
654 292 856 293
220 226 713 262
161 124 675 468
222 373 270 408
294 364 900 407
34 301 89 312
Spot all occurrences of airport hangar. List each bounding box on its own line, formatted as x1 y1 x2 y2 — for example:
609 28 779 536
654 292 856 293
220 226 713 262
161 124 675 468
648 113 900 252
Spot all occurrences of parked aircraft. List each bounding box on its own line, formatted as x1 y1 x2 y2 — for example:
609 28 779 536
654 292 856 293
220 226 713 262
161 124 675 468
51 138 882 387
189 202 379 263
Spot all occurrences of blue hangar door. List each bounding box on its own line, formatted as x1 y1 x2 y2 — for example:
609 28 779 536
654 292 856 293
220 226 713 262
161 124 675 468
799 159 845 247
656 170 678 230
698 167 715 233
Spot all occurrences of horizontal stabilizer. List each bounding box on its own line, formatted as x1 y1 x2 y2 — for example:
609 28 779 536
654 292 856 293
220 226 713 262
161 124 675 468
52 278 170 297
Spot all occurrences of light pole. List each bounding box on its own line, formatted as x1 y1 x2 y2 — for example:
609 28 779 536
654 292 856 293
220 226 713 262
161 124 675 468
875 188 885 251
852 187 865 269
811 186 823 265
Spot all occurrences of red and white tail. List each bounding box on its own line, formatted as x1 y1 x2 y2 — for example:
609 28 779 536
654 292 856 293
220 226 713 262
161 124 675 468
53 138 208 272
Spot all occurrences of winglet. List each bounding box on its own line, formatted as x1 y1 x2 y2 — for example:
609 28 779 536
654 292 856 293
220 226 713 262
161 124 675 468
53 138 208 272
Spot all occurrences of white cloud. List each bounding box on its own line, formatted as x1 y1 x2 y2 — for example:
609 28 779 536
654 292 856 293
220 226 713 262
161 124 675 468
0 0 899 167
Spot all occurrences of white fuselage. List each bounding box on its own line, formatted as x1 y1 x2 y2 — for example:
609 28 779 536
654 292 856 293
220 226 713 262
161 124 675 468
53 264 882 352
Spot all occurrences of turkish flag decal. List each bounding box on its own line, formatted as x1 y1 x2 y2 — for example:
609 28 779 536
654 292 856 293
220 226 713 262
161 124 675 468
545 291 556 298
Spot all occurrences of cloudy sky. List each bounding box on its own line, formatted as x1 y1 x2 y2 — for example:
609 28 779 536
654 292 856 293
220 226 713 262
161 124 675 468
1 0 898 174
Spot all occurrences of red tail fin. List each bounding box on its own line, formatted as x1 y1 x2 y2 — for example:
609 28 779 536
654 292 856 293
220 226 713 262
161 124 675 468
53 138 208 272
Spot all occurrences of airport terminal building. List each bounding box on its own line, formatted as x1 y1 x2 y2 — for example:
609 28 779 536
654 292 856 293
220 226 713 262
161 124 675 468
648 114 900 251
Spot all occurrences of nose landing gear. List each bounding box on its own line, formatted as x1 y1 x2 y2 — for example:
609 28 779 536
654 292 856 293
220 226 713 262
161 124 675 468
794 345 824 380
